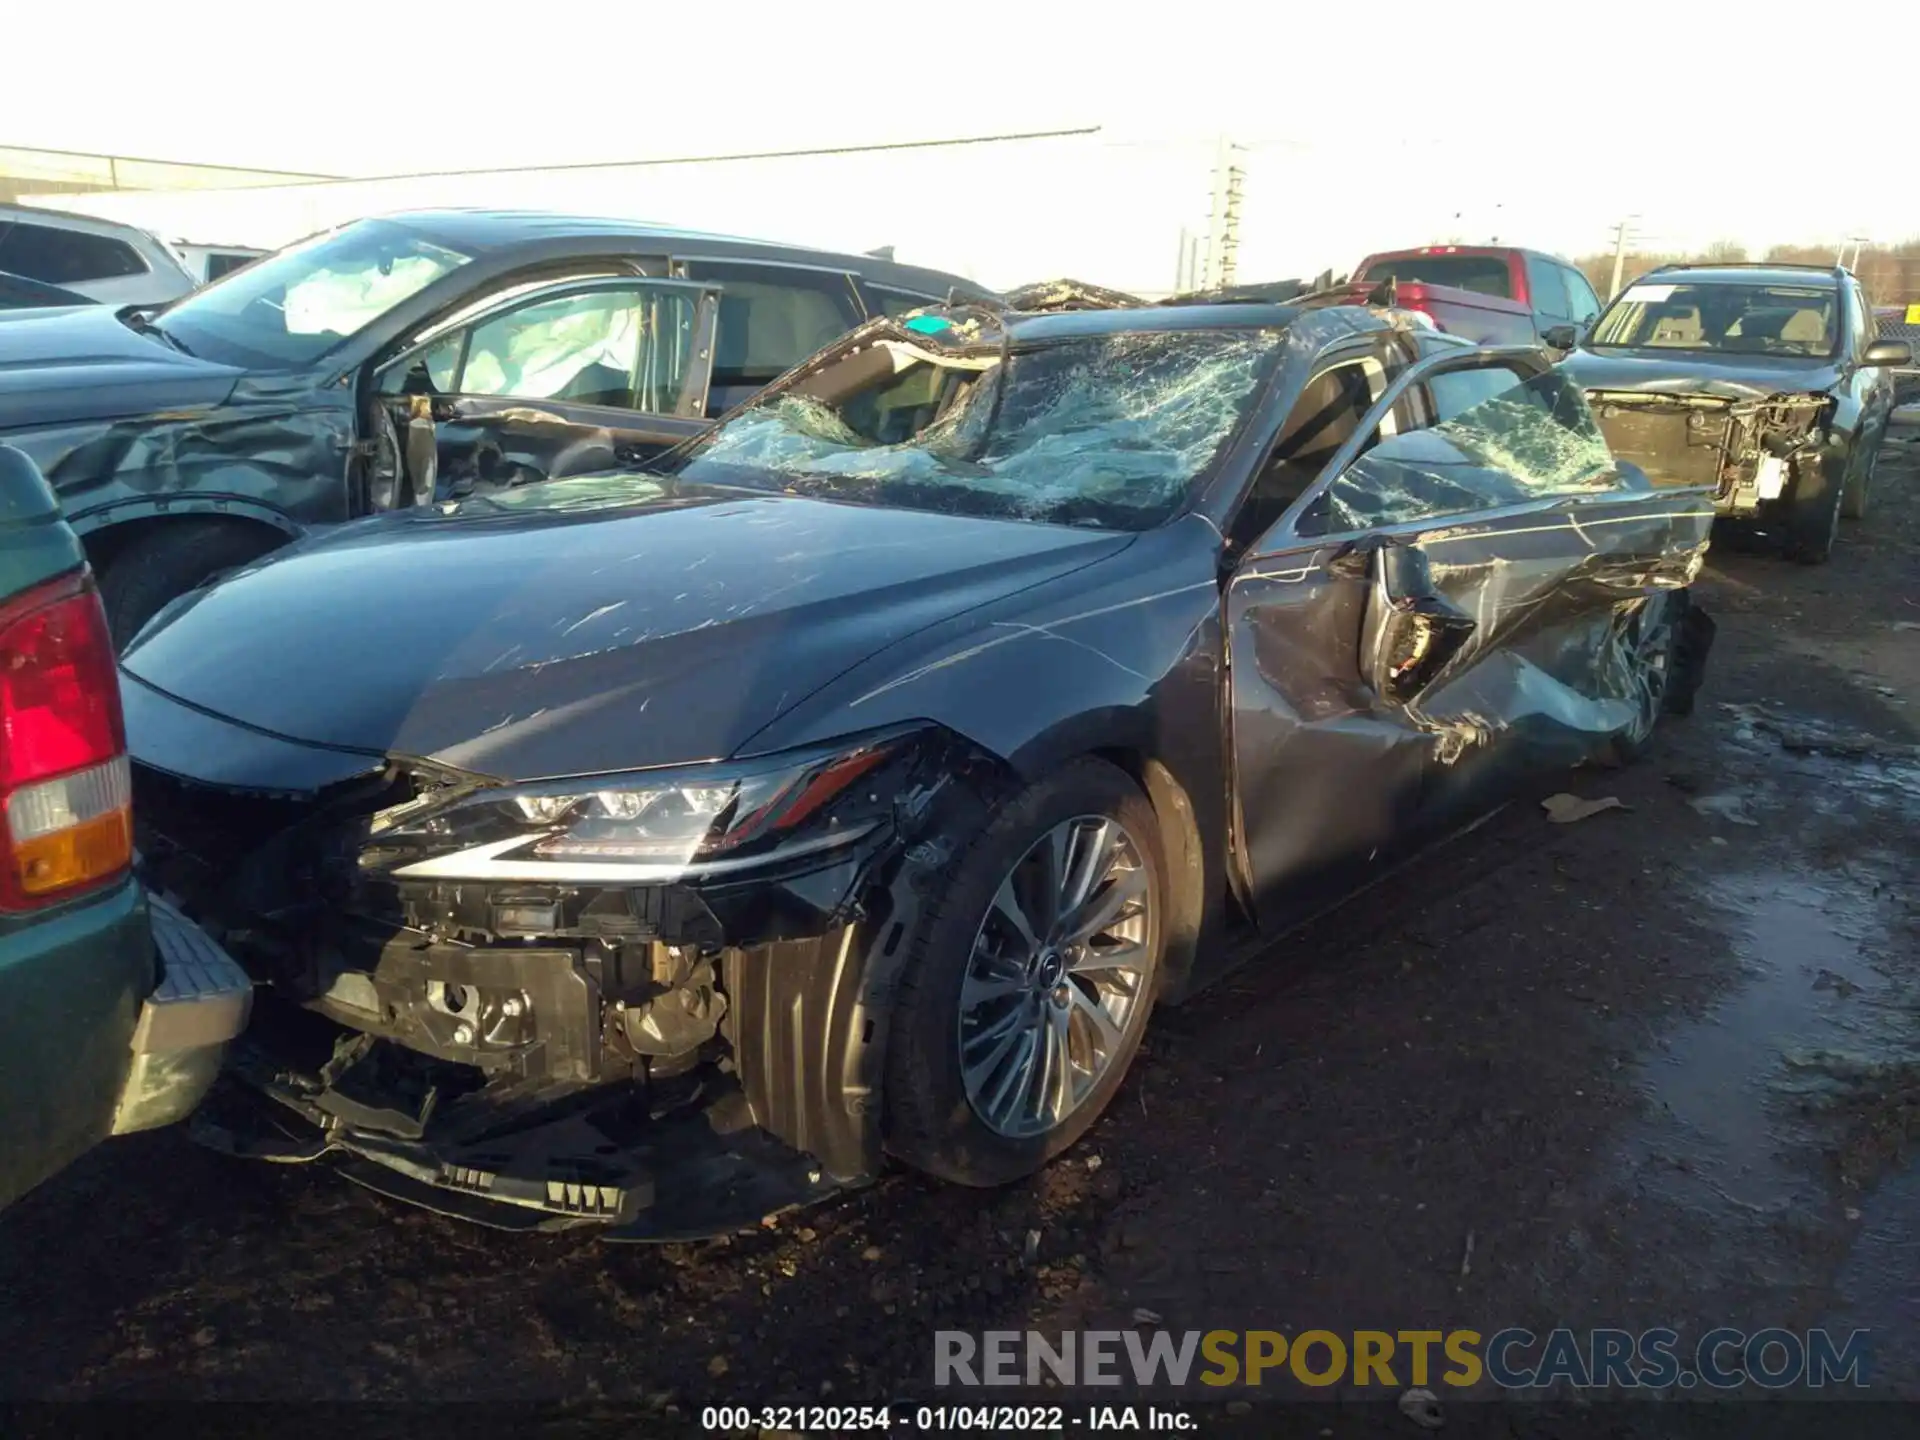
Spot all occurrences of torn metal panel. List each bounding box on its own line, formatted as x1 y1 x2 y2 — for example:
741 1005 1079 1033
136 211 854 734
996 278 1147 313
1161 278 1308 308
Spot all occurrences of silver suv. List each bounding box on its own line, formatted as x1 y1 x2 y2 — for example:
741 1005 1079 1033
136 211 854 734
0 204 198 307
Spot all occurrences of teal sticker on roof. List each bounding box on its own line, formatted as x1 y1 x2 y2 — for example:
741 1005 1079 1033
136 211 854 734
904 314 952 335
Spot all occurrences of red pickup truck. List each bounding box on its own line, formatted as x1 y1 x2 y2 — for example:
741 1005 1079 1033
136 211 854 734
1346 245 1605 352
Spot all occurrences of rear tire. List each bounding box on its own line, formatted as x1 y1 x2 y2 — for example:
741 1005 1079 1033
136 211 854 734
98 522 284 648
884 759 1164 1188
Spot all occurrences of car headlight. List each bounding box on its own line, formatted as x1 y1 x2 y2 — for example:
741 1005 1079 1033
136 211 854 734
369 726 927 883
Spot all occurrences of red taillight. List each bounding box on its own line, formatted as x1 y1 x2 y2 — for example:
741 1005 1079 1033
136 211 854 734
0 570 131 910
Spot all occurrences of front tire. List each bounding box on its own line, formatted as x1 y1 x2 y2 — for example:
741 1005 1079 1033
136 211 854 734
1605 590 1681 765
1785 462 1843 564
884 759 1165 1187
97 521 283 647
1840 438 1878 521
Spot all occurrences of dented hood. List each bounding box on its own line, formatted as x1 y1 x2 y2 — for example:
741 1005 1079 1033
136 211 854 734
1561 347 1842 401
120 478 1133 782
0 303 245 430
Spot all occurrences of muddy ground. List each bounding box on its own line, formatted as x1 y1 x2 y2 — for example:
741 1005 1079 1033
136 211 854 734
4 437 1918 1430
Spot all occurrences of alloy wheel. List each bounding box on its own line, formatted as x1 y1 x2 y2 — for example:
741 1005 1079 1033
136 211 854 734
957 816 1156 1140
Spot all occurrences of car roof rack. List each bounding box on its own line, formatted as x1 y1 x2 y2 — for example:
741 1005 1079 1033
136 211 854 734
1644 260 1847 282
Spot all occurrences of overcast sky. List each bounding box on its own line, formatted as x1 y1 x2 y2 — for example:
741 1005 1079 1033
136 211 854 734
10 0 1916 287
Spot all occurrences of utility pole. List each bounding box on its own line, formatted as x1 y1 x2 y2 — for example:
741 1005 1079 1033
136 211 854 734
1204 137 1247 289
1607 215 1641 300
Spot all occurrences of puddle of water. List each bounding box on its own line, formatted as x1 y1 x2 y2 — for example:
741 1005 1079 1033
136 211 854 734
1615 869 1902 1217
1715 704 1920 818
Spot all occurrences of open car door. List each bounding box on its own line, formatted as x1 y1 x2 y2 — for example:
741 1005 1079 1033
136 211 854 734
369 276 721 506
1224 344 1713 932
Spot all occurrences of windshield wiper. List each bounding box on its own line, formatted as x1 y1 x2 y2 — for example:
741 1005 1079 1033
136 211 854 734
116 305 195 357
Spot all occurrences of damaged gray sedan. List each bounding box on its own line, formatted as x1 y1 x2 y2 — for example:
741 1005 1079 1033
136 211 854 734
122 287 1716 1237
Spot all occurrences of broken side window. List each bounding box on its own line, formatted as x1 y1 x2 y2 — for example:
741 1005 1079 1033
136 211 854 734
668 329 1284 531
1311 366 1617 534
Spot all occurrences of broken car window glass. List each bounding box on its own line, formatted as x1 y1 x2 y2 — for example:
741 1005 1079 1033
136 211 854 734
1589 282 1839 358
155 218 474 370
665 330 1282 531
1313 367 1617 533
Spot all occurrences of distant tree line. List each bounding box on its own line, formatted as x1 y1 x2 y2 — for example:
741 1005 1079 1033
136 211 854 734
1571 238 1920 306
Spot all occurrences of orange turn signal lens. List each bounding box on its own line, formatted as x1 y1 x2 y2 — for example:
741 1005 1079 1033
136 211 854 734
0 756 133 909
12 805 132 897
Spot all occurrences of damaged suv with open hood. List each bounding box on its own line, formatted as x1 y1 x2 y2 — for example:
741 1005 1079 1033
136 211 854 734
1561 264 1910 563
122 285 1716 1237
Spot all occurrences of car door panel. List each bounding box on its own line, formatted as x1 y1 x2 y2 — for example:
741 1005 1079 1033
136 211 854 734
1220 343 1424 930
1224 538 1433 931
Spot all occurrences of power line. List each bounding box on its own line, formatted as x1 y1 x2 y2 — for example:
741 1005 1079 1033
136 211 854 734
323 127 1107 188
0 141 342 181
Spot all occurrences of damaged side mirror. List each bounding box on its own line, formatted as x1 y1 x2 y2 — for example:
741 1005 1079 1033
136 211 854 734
1354 539 1477 706
1863 339 1913 368
1542 323 1579 352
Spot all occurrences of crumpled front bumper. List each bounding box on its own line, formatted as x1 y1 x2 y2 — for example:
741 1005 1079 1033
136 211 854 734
111 895 254 1135
123 680 998 1237
193 1031 840 1240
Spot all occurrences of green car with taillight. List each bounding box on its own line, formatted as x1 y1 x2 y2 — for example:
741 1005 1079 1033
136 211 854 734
0 444 251 1210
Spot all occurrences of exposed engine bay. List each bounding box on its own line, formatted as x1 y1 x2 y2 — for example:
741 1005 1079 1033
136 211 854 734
1586 390 1830 515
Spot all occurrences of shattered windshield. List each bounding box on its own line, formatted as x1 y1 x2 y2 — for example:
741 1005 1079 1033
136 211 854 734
662 328 1283 531
156 218 474 369
1588 281 1839 358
